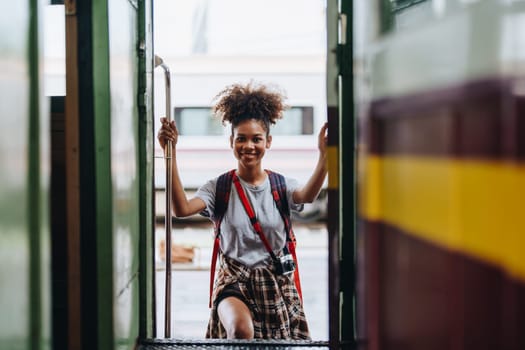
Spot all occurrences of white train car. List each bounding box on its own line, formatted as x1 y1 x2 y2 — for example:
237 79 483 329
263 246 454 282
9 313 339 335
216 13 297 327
153 59 326 187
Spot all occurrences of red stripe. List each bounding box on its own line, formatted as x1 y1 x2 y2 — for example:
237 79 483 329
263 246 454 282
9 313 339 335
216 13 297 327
209 237 220 308
288 241 303 302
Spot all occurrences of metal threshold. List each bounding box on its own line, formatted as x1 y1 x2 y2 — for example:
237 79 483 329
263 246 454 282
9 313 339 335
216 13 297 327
138 338 330 349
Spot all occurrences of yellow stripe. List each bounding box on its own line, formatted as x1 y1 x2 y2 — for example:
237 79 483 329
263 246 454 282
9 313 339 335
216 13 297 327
327 146 339 189
360 155 525 281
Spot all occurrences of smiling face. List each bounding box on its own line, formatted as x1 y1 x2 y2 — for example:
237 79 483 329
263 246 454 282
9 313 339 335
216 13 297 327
230 119 272 170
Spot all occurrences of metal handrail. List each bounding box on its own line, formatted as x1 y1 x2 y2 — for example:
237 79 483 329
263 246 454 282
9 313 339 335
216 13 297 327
154 54 172 338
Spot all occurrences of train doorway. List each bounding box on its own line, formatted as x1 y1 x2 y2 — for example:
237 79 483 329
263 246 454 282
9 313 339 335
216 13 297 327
151 0 341 343
39 0 354 348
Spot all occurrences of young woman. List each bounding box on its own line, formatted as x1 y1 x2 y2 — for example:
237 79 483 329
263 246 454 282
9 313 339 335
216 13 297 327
157 82 327 339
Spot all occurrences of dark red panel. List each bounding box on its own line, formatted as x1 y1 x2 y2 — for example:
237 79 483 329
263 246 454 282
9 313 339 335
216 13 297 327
368 77 524 160
358 220 525 350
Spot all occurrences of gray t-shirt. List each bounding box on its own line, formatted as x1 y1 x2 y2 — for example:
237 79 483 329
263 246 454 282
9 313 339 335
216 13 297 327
195 173 303 267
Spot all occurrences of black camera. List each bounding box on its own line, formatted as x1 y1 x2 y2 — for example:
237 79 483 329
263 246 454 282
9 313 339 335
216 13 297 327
274 254 295 275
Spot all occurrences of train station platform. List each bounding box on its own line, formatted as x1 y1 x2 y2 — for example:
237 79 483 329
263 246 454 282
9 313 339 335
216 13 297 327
154 222 329 340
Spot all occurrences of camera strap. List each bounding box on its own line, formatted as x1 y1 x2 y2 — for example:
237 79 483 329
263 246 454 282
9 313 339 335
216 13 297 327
232 172 280 261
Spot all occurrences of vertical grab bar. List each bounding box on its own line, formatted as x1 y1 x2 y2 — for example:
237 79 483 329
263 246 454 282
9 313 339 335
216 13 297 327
154 55 172 338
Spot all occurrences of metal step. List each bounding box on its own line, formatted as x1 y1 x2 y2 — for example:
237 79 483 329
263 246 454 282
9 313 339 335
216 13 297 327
138 339 330 350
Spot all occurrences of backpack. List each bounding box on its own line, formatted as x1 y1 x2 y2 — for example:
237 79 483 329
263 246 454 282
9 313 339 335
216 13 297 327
207 169 303 307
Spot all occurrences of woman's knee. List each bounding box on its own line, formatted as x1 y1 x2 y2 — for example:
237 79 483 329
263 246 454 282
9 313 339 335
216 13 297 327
228 320 254 339
217 297 254 339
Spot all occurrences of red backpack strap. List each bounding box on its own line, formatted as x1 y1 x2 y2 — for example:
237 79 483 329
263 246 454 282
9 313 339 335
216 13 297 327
208 169 235 307
266 170 303 302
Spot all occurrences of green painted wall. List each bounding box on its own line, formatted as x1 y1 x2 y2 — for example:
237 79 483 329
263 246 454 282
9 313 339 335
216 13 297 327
0 1 50 349
91 1 142 348
31 1 51 349
0 4 31 348
107 1 141 348
81 1 147 347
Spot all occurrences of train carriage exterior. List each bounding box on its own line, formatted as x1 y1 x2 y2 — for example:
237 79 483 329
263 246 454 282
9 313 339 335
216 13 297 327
355 1 525 349
2 0 525 349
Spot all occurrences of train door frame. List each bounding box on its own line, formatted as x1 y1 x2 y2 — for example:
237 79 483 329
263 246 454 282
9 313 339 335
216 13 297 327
138 0 157 340
326 0 356 348
47 0 357 348
63 1 83 349
338 0 357 346
49 1 156 348
143 1 356 349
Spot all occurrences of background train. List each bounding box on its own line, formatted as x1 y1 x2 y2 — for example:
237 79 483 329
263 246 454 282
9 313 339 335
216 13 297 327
1 0 524 350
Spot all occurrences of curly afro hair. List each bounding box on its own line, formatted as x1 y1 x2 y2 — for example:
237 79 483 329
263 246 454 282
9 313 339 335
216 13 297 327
212 81 288 135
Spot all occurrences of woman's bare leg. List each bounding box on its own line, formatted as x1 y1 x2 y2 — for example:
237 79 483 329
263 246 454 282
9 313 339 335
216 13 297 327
217 297 254 339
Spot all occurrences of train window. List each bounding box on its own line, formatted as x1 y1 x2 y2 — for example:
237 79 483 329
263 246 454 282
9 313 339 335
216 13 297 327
272 106 314 135
174 106 314 136
174 107 223 136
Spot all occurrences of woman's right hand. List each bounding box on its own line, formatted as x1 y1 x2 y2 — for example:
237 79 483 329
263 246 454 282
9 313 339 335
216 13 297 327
157 117 179 150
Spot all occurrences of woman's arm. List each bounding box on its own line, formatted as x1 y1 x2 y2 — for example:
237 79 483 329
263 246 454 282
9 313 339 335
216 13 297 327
157 118 206 217
293 122 328 204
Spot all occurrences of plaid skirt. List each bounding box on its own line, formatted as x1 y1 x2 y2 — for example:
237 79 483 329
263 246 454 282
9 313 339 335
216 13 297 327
205 254 311 339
